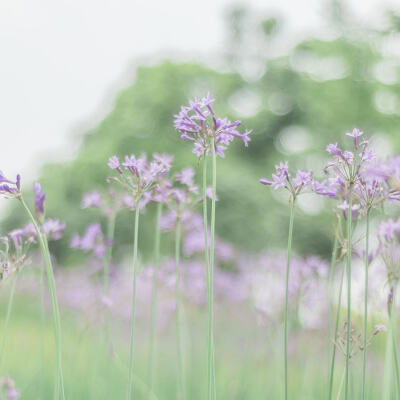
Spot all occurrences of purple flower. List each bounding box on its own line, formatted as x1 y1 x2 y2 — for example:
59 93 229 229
0 172 21 197
379 218 400 243
82 191 102 208
43 219 66 240
260 161 312 197
326 143 342 156
346 128 364 147
70 223 109 259
175 168 198 193
34 182 46 217
108 156 123 174
174 93 252 158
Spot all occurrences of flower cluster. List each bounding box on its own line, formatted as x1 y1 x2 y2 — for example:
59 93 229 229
174 93 252 158
160 167 214 230
107 152 173 210
259 161 313 198
70 223 111 259
0 172 21 199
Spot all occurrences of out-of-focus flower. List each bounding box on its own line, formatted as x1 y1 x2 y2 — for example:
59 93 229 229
34 182 46 219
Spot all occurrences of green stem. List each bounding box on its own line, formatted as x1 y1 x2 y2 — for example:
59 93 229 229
0 271 19 367
336 367 346 400
208 140 217 400
103 214 116 355
328 259 345 400
328 234 339 370
362 209 370 400
382 325 393 400
390 289 400 398
175 219 185 400
147 202 162 399
202 156 213 399
344 184 354 400
284 196 295 400
127 203 140 400
19 197 65 400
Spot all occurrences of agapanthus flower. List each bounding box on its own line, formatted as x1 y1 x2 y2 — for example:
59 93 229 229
0 172 21 198
107 152 172 210
174 93 252 159
259 161 313 198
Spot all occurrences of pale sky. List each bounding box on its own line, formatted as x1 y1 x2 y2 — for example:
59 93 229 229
1 0 399 184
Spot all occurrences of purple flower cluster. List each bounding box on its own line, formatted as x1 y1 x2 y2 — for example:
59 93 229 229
174 93 252 158
260 161 313 198
107 152 173 210
312 129 400 219
0 171 21 198
70 223 111 259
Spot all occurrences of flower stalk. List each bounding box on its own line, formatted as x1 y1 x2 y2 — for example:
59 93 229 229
344 183 354 400
19 196 65 400
284 195 295 400
175 218 185 400
127 202 140 399
147 202 163 398
361 208 371 400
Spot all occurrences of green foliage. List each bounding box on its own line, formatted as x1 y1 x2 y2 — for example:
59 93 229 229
3 6 400 265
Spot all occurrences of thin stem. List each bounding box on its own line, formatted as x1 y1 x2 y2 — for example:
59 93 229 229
0 271 19 366
336 367 346 400
390 289 400 398
147 202 163 399
344 183 354 400
328 261 346 400
208 140 217 400
328 234 339 370
362 209 370 400
202 156 213 400
19 197 65 400
127 203 140 400
103 214 116 355
175 219 185 400
284 196 295 400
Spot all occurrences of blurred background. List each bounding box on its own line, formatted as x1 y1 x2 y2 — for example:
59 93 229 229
2 0 400 262
2 0 400 398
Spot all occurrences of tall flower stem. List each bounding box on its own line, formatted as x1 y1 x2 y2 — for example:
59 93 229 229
0 271 19 365
344 183 354 400
361 209 371 400
175 218 185 400
147 202 163 398
127 203 140 400
103 213 116 354
19 197 65 400
284 196 295 400
390 288 400 397
328 260 345 400
202 155 213 399
208 139 217 400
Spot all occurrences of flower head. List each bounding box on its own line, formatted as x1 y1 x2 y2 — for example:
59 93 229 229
174 94 252 159
0 172 21 199
260 161 313 198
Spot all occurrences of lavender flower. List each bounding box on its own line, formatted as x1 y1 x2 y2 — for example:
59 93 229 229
0 172 21 198
174 93 252 158
70 223 110 259
260 161 313 198
107 153 172 210
34 182 46 219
